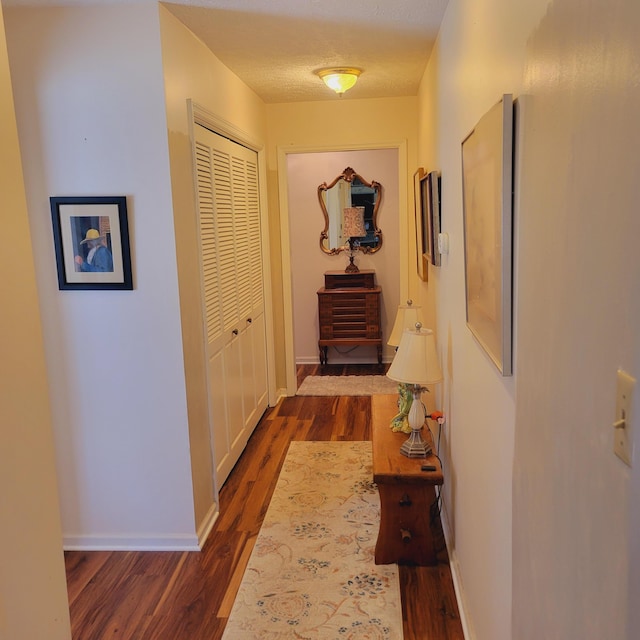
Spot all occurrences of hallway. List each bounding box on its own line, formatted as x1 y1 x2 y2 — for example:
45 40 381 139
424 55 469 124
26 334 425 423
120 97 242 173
65 366 463 639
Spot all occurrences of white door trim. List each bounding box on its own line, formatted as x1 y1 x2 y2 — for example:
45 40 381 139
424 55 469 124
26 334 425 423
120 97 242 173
277 141 409 396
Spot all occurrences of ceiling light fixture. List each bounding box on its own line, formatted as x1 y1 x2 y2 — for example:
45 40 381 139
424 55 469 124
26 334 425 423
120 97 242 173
316 68 362 96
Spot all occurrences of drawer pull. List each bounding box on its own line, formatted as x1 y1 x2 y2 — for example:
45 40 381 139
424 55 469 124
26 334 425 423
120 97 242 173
232 329 239 336
401 529 412 543
399 494 412 507
247 317 252 323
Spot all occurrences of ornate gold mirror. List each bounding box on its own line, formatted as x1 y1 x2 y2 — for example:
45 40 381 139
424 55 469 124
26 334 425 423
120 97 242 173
318 167 383 255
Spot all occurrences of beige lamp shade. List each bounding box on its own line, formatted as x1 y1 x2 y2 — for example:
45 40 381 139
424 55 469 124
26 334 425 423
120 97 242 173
388 300 423 347
387 325 443 386
342 206 366 238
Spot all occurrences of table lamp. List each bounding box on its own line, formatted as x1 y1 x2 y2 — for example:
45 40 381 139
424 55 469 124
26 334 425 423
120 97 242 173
387 300 423 433
386 323 443 457
342 206 366 272
387 299 422 348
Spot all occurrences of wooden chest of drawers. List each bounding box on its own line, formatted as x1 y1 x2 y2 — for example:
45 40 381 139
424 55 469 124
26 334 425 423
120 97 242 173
323 270 376 289
317 270 382 364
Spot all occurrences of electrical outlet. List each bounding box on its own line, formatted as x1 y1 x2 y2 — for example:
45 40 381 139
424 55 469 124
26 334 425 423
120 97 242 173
614 369 635 466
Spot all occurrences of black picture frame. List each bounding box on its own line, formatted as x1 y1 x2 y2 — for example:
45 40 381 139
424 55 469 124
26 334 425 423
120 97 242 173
424 170 441 267
50 196 133 290
413 168 428 281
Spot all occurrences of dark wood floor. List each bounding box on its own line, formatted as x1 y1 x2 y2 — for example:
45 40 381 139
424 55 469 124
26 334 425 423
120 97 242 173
65 365 464 639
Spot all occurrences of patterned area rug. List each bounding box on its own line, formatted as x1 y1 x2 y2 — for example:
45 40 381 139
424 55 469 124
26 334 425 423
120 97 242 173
222 441 403 639
297 375 399 396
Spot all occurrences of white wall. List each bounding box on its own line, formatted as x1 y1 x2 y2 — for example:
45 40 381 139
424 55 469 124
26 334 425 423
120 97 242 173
0 3 71 637
420 0 640 638
158 5 269 528
513 1 640 637
5 3 197 549
286 149 400 364
419 1 551 636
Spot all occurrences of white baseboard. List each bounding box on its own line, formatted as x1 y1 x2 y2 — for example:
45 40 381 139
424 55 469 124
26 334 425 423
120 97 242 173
63 532 201 552
196 502 219 548
441 505 475 640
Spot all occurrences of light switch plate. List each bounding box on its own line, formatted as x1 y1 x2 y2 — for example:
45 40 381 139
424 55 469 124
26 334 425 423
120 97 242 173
614 369 635 466
438 233 449 255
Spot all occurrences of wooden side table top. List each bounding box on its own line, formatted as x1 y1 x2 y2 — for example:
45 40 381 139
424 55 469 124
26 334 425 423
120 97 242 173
371 394 444 486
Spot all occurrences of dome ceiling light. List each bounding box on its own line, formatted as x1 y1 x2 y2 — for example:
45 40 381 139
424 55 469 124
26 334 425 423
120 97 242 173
316 68 362 97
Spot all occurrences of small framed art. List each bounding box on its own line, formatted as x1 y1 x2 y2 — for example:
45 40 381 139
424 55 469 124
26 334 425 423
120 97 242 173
424 170 441 267
413 168 429 281
50 196 133 290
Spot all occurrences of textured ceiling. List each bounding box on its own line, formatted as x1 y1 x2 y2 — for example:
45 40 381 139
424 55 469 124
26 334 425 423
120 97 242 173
163 0 450 103
4 0 449 103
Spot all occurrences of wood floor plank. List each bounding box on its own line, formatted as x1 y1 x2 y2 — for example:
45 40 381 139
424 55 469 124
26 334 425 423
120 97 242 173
65 365 463 640
151 552 188 615
68 552 183 639
140 553 219 639
216 532 256 618
399 565 465 640
65 550 112 607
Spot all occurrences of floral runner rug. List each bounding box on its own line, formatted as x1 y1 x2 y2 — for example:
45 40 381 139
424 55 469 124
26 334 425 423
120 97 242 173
221 440 403 639
296 375 399 396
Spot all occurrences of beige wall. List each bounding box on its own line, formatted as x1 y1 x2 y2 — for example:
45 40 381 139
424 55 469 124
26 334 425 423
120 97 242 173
419 0 639 638
0 3 71 638
266 97 420 386
414 44 440 338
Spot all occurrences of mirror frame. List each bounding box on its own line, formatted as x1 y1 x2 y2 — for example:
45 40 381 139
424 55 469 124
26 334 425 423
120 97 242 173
317 166 383 255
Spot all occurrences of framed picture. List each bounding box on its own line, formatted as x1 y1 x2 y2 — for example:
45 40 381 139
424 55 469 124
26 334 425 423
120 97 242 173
424 170 441 267
50 196 133 290
461 94 514 375
413 167 429 281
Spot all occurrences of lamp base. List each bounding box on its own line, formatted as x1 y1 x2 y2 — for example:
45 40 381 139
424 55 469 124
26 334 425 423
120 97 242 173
390 383 413 433
400 427 432 458
345 254 359 273
397 386 431 457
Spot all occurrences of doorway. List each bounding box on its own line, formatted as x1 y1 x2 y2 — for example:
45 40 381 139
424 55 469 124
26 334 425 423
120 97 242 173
279 147 404 393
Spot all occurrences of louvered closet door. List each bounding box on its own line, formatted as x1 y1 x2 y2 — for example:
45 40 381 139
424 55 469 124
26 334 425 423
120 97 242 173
194 125 268 488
